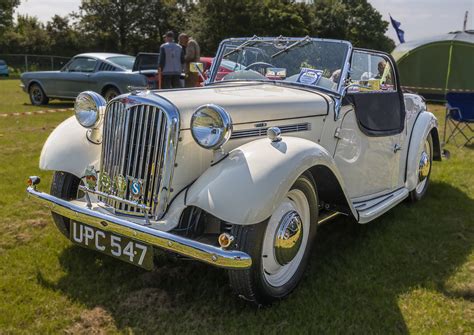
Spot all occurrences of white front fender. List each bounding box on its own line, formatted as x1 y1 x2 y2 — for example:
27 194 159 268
405 111 439 191
40 116 101 178
185 137 355 225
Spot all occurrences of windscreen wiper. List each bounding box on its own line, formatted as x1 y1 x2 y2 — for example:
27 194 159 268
271 36 312 58
223 35 260 58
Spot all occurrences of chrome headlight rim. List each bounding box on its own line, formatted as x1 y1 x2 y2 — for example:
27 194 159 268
190 104 233 150
74 91 106 129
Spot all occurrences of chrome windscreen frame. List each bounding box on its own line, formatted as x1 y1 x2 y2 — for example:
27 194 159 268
97 91 180 221
207 36 353 119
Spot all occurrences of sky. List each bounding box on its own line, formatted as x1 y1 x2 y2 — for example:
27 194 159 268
16 0 474 44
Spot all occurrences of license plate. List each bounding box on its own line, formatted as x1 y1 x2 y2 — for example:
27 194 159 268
70 221 153 270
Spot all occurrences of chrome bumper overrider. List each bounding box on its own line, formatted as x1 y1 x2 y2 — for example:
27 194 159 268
26 185 252 270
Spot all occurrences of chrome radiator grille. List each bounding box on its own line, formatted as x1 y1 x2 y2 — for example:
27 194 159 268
99 100 178 220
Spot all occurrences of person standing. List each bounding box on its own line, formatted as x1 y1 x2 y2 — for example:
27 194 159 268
158 31 184 89
178 33 201 88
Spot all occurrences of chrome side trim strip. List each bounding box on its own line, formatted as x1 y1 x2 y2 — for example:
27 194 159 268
231 122 311 139
27 186 252 270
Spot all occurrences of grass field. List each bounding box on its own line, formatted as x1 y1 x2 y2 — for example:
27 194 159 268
0 79 73 115
0 79 472 334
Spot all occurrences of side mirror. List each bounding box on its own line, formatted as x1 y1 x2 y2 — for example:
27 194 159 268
190 62 206 82
190 62 204 73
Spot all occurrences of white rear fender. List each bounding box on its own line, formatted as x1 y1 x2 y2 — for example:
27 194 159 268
185 137 355 225
405 111 440 191
40 116 101 178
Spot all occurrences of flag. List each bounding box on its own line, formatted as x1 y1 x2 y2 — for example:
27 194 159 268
390 15 405 43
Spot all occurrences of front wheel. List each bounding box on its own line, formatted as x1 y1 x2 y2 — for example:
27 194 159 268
29 83 49 106
50 171 81 237
228 174 318 305
103 86 120 101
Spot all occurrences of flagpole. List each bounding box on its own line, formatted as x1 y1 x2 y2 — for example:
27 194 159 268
463 11 469 31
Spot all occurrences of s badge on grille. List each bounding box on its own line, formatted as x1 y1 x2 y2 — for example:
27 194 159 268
129 178 143 201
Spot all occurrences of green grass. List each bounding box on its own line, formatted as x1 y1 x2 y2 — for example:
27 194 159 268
0 80 473 334
0 79 73 114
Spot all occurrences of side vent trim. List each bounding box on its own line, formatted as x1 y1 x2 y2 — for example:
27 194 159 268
230 122 311 139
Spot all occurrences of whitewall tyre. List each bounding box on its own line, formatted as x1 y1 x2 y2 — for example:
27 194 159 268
409 133 433 202
228 173 318 305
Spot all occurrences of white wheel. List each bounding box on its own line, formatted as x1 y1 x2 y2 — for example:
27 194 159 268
228 174 318 305
410 133 433 201
262 189 310 287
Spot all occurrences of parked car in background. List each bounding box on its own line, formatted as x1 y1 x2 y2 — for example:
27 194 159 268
200 56 244 83
26 36 442 305
20 53 158 105
0 60 9 77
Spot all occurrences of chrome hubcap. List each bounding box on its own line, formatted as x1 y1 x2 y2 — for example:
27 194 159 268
418 151 430 181
262 189 310 287
274 210 303 266
415 139 431 194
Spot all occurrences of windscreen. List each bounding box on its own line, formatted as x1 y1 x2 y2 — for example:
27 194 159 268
210 38 350 92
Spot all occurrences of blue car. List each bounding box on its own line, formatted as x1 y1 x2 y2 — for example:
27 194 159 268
20 53 159 105
0 60 9 77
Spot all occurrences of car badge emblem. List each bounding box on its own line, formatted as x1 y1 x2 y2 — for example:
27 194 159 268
84 166 98 190
113 175 127 198
129 178 143 201
99 171 111 193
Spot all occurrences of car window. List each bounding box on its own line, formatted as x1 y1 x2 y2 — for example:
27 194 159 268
67 57 97 73
107 56 135 70
0 60 6 65
349 51 396 93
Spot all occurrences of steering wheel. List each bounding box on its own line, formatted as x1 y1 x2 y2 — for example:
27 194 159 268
244 62 275 75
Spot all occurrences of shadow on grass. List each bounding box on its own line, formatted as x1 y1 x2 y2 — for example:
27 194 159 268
37 181 473 333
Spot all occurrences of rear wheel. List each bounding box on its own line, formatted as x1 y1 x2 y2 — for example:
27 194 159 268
103 86 120 101
29 83 49 106
228 174 318 305
50 171 81 238
409 133 433 202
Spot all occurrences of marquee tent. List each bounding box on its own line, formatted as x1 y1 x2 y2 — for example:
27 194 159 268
392 30 474 101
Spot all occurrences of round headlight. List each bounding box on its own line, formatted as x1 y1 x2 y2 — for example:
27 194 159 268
191 104 232 149
74 91 106 128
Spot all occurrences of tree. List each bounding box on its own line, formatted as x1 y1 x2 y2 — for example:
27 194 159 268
188 0 312 54
74 0 189 54
189 0 395 55
46 15 82 56
0 0 20 34
343 0 395 52
74 0 146 53
311 0 394 52
128 0 195 53
1 15 51 55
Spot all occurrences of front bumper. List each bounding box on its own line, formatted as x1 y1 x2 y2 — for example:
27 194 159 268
26 185 252 270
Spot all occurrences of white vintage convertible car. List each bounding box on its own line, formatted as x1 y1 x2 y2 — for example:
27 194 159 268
26 36 441 305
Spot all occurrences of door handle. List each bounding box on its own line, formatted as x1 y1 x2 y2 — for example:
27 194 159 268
394 144 402 153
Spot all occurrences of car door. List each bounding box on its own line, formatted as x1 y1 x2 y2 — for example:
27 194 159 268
55 57 98 98
334 50 405 199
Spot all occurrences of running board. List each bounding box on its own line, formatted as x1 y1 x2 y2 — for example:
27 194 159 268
353 188 409 223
